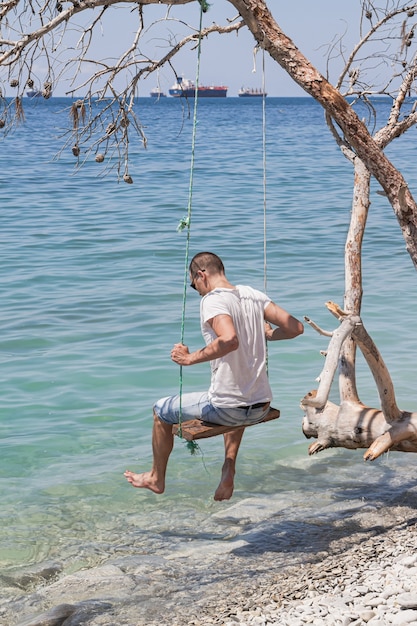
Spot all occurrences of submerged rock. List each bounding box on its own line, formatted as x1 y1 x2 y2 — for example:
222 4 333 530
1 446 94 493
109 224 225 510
15 600 112 626
1 563 62 591
16 603 76 626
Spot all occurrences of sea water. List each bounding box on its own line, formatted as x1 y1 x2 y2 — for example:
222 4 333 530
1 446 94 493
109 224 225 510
1 97 417 581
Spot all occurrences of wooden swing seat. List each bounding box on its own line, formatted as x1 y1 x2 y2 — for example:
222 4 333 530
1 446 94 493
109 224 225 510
172 407 280 441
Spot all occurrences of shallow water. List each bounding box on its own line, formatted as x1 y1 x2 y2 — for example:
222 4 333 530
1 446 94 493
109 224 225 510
1 96 416 585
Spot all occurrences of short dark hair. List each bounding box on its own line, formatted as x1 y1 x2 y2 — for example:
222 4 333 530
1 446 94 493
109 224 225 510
189 252 225 276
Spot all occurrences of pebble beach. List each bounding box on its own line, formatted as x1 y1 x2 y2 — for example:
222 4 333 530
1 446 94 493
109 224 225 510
211 509 417 626
2 480 417 626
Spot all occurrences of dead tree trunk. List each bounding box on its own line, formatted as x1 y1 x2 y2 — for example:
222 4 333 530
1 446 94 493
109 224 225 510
301 159 417 460
301 159 417 459
228 0 417 458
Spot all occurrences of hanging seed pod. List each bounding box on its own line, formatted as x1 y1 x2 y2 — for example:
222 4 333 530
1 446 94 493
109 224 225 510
77 101 86 124
120 117 129 128
27 78 34 88
15 97 24 123
72 145 80 157
70 100 86 129
10 79 18 88
365 10 372 19
0 119 5 129
95 153 105 163
408 10 415 17
123 174 133 184
43 82 52 99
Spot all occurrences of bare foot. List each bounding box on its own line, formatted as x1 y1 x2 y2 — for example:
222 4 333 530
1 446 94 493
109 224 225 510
214 463 235 501
123 470 164 494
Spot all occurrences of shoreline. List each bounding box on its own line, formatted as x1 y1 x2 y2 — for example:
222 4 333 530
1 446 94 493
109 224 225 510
193 510 417 625
2 486 417 626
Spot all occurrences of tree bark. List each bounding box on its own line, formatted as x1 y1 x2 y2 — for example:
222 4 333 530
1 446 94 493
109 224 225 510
338 158 370 406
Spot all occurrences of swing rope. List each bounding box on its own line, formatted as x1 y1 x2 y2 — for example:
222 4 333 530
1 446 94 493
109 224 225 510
176 15 270 449
176 1 206 452
262 49 268 295
260 48 270 375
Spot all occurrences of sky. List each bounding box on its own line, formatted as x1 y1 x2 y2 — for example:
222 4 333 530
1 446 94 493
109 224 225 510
146 1 363 97
48 1 363 98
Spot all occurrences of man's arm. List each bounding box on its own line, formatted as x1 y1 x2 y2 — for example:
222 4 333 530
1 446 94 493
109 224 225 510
171 314 238 366
264 302 304 341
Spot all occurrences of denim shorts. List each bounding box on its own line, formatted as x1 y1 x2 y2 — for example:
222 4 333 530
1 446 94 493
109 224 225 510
154 391 270 427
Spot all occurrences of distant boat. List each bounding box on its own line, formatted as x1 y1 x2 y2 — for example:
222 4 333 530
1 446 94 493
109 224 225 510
26 88 53 99
26 89 43 98
150 87 166 98
238 87 267 97
169 77 227 98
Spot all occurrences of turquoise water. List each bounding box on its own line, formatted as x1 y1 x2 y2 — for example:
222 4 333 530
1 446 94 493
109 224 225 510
1 97 417 577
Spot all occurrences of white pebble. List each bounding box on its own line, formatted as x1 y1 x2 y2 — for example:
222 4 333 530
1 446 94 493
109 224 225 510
382 585 406 599
398 555 417 568
390 609 417 625
396 593 417 610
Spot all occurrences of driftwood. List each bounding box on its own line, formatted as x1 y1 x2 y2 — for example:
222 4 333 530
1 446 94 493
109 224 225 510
301 302 417 460
302 394 417 458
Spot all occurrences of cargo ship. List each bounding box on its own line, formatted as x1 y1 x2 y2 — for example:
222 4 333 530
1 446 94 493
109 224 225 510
150 87 166 98
238 87 267 97
169 77 227 98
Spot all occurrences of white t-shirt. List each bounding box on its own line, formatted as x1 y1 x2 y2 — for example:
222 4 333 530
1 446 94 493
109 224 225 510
200 285 272 407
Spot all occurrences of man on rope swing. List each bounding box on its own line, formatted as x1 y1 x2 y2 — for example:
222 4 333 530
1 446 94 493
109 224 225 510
124 252 303 501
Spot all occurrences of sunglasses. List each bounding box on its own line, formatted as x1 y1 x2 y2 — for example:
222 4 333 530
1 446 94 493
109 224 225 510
190 268 205 290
